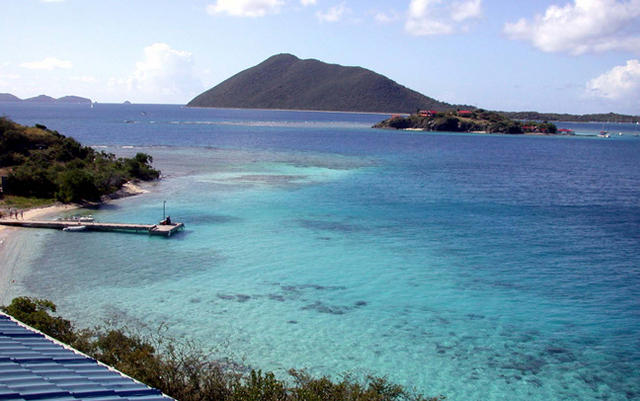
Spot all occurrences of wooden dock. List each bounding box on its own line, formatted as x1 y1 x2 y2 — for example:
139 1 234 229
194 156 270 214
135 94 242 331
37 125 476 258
0 219 184 237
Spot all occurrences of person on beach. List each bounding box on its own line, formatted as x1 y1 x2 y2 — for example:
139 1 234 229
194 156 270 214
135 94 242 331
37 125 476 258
20 210 23 219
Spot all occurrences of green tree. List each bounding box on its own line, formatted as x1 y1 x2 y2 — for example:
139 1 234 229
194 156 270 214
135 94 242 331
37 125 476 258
56 168 99 202
1 297 77 344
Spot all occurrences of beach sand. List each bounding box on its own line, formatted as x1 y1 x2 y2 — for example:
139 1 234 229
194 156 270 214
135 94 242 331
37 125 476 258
0 181 149 304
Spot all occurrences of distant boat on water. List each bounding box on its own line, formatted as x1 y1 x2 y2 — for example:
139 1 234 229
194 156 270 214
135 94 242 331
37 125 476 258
598 132 610 138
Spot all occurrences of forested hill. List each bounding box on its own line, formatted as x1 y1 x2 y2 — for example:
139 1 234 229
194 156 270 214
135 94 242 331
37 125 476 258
0 117 159 203
187 53 454 113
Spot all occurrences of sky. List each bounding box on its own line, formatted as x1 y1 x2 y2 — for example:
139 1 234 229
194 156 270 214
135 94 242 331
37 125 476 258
1 0 639 115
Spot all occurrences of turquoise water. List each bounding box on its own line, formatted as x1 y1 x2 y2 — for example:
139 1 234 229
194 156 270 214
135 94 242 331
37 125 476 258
2 104 640 400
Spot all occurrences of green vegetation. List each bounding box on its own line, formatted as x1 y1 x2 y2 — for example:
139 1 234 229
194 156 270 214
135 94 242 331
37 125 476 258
0 117 159 204
374 109 559 135
2 297 444 401
188 53 455 113
0 194 55 209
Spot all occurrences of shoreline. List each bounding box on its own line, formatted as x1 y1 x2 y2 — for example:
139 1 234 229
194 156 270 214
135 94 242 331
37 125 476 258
400 127 577 136
0 181 150 304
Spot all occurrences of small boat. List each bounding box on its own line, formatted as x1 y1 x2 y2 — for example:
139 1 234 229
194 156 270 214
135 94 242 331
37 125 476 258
63 225 87 232
59 215 94 222
598 131 610 138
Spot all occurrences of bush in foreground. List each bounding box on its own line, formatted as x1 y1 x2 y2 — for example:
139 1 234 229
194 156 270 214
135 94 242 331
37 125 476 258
2 297 444 401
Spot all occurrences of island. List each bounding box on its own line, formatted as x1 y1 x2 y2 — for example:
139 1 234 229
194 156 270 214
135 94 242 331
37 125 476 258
0 117 159 206
188 53 463 113
373 109 562 135
0 93 92 104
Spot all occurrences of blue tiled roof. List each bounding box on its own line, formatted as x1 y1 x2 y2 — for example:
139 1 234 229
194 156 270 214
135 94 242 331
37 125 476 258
0 313 172 401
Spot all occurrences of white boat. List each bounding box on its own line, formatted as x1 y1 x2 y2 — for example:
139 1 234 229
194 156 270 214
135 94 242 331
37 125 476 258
598 131 610 138
63 225 87 232
59 215 94 222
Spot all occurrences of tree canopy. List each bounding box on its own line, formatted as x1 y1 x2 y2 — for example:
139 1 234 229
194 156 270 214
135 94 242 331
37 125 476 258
0 117 159 203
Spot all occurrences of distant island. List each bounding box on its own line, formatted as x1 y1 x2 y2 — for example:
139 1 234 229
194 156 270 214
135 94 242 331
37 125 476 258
187 53 639 123
0 93 92 105
501 111 640 124
188 53 460 113
374 109 563 135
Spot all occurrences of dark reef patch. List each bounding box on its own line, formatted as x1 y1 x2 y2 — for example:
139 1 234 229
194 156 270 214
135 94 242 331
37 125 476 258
217 293 252 303
180 214 241 225
301 301 351 315
297 219 364 233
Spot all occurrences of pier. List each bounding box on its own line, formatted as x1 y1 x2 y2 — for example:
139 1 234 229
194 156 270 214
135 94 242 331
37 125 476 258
0 219 184 237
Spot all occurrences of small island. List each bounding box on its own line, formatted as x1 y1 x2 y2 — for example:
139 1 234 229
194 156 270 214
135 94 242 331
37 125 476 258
0 93 92 105
374 109 563 135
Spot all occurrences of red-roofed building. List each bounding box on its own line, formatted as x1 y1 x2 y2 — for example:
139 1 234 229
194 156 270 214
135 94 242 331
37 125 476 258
418 110 439 117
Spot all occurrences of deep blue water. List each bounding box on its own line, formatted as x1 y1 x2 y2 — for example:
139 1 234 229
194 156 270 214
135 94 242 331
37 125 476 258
2 103 640 401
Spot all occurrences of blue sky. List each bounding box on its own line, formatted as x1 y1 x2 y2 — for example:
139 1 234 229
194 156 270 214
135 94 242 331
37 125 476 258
1 0 639 114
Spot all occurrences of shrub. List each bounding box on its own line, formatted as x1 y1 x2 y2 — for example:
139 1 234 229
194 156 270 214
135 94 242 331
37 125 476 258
2 297 445 401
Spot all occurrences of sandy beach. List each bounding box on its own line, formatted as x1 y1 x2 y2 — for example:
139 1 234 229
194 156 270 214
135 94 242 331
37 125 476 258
0 181 149 304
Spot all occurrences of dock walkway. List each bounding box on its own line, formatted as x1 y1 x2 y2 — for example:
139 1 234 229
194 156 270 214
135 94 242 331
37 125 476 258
0 219 184 237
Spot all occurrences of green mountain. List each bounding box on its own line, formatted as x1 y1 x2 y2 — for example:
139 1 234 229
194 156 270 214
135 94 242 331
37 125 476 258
188 54 453 113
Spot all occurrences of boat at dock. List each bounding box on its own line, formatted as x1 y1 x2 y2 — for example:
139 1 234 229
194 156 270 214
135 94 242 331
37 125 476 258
0 218 184 237
58 215 94 223
62 225 87 232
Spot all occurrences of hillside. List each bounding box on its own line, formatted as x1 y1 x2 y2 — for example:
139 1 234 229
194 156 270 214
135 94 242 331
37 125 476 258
24 95 56 103
0 93 92 104
0 117 158 203
188 54 453 113
0 93 21 102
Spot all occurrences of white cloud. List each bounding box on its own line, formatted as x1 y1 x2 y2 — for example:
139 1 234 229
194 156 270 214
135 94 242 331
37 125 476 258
207 0 284 17
405 0 483 36
300 0 316 5
0 71 21 88
316 3 348 22
110 43 202 103
374 10 401 24
451 0 482 22
586 59 640 99
504 0 640 55
20 57 72 70
70 75 98 83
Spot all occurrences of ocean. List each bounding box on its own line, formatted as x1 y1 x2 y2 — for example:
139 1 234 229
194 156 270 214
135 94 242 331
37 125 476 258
1 103 639 401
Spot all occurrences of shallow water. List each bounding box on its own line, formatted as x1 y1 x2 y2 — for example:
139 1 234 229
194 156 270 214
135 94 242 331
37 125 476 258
2 104 640 400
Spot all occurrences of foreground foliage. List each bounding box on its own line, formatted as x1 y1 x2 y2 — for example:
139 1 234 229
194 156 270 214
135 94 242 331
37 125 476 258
0 117 159 203
2 297 444 401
